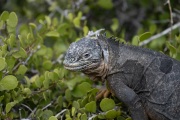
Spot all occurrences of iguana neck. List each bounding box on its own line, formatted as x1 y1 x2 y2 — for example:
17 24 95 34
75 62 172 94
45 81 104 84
83 58 109 82
83 39 111 82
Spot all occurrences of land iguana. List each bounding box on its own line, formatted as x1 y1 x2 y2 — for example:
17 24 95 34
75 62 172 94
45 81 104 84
63 30 180 120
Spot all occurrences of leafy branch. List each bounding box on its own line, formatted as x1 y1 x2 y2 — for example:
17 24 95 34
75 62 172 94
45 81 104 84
139 22 180 46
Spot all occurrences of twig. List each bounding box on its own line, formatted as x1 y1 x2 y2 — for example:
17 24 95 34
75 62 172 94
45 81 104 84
45 0 64 15
42 101 53 110
139 22 180 46
3 45 41 76
12 61 22 72
174 8 180 14
52 54 64 64
86 29 105 38
21 104 33 112
167 0 173 25
23 45 41 65
19 108 22 119
31 83 56 96
55 109 67 118
27 107 37 119
88 114 97 120
165 0 173 40
88 111 109 120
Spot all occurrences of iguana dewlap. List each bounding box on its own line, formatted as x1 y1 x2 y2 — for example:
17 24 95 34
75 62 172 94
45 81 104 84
63 34 180 120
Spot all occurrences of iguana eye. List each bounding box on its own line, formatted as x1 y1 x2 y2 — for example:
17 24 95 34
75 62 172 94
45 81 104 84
83 53 90 58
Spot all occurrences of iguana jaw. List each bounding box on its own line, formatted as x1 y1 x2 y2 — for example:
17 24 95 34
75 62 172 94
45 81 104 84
63 60 101 71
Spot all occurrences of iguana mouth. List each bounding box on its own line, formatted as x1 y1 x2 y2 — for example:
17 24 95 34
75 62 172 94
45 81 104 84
63 61 100 71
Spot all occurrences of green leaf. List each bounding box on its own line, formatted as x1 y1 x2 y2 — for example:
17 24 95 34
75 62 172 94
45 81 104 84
100 98 115 112
27 33 34 42
105 109 117 119
0 21 4 29
149 24 157 34
36 109 43 118
0 11 9 21
7 34 16 48
72 82 91 97
81 113 87 120
6 56 16 71
2 44 7 56
46 31 59 37
83 26 89 36
15 65 28 75
23 88 32 95
0 57 7 71
58 23 70 35
68 13 74 22
12 47 27 58
45 16 51 26
72 101 80 109
5 101 18 113
7 12 18 27
132 36 139 46
37 46 47 56
7 25 15 34
77 12 82 18
47 72 59 82
87 88 99 96
0 50 2 57
98 114 106 119
73 17 80 28
111 18 119 32
175 34 180 44
139 32 151 41
66 118 72 120
43 78 50 89
35 75 43 88
85 101 96 113
57 95 63 108
126 117 132 120
0 95 4 103
71 107 76 116
43 60 53 70
98 0 113 9
65 89 72 102
52 18 58 27
48 116 58 120
166 42 176 54
42 110 53 120
0 75 18 91
166 41 177 54
29 23 37 29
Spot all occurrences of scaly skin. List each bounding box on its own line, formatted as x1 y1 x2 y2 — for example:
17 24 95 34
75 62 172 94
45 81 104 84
63 34 180 120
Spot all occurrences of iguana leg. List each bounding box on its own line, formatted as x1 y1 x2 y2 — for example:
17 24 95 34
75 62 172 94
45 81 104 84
107 75 149 120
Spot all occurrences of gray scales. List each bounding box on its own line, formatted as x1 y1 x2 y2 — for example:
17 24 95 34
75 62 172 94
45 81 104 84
63 32 180 120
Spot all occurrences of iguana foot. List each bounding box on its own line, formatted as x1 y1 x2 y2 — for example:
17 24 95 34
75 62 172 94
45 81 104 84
96 88 111 100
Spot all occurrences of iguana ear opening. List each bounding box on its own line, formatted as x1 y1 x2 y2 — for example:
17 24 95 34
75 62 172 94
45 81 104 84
96 35 109 64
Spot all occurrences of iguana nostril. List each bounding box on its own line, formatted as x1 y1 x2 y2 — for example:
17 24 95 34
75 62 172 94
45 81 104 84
70 58 76 62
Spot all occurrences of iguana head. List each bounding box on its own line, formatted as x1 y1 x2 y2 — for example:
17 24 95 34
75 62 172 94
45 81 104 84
63 37 104 71
63 34 109 80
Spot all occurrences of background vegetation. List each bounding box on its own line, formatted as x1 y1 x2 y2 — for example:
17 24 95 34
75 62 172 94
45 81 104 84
0 0 180 120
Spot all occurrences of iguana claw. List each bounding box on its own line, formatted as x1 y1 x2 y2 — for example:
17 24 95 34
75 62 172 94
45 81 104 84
96 88 111 100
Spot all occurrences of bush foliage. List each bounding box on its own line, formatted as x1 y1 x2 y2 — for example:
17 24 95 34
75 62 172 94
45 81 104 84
0 0 179 120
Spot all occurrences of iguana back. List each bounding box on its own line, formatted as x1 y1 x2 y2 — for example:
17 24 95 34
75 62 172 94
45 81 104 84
107 42 180 120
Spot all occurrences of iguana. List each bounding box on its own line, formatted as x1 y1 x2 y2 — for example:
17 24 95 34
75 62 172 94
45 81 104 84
63 30 180 120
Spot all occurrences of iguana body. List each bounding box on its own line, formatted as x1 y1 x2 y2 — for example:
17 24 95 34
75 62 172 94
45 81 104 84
63 34 180 120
